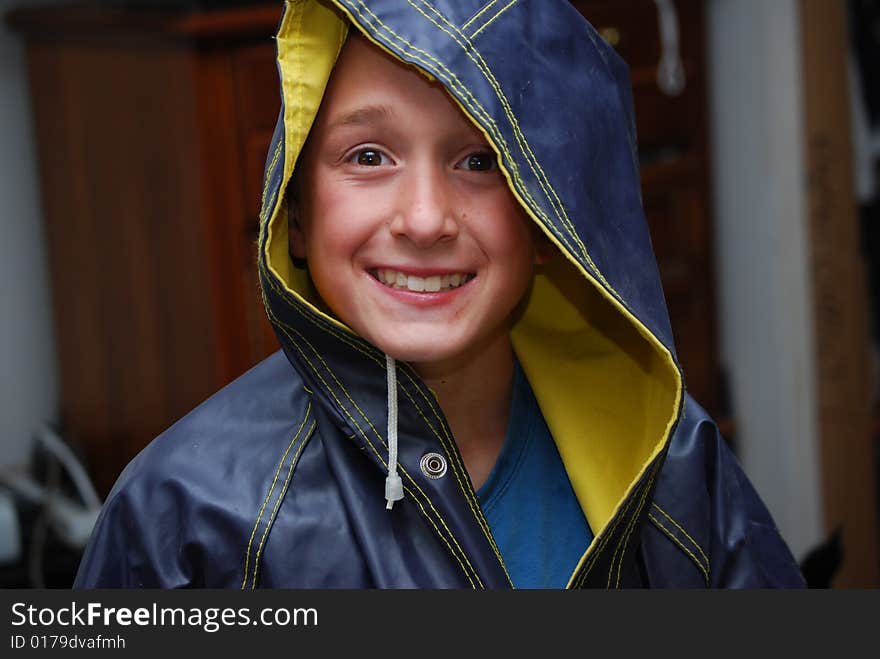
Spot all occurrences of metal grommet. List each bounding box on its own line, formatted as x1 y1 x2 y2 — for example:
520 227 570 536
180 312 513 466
420 452 447 480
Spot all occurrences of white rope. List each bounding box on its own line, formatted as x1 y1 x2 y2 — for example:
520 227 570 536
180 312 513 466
384 355 403 509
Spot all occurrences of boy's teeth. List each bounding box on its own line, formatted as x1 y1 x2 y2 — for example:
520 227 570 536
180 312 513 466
376 269 471 292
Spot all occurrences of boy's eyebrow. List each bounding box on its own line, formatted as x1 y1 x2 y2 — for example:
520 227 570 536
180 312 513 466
326 105 395 131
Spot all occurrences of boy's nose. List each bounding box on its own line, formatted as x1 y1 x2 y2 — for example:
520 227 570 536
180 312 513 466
389 165 459 248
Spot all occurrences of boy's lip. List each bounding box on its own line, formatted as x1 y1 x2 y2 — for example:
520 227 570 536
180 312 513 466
365 264 475 278
364 266 476 305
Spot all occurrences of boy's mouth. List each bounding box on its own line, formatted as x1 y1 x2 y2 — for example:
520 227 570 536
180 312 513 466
370 268 476 293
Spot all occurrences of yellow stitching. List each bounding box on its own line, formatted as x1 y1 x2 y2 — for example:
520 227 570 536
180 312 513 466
278 0 580 276
240 414 304 589
573 475 640 588
259 139 284 227
610 466 658 588
280 320 480 588
647 512 709 585
261 266 509 583
649 513 709 585
303 385 314 395
413 0 593 273
267 270 503 573
258 0 297 235
263 0 607 587
258 0 299 245
266 306 481 588
240 403 311 589
339 0 585 266
575 498 631 587
267 309 479 588
460 0 499 30
261 6 639 503
264 284 482 588
651 503 709 568
383 0 587 267
420 0 597 278
397 367 510 578
395 371 513 585
260 0 656 587
619 474 658 588
318 330 510 581
575 460 658 588
286 318 484 587
261 270 490 585
267 0 618 326
607 472 651 588
469 0 518 39
612 463 660 588
407 0 609 289
251 419 316 589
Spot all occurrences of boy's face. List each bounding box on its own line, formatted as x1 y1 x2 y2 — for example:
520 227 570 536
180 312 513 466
292 34 546 372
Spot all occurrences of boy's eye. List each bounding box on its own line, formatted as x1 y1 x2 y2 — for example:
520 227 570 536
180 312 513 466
351 149 389 166
456 150 498 172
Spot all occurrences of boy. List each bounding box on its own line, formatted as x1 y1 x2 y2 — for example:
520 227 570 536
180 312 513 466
75 0 805 588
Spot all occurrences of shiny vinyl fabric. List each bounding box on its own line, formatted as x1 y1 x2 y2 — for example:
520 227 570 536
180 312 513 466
75 0 806 588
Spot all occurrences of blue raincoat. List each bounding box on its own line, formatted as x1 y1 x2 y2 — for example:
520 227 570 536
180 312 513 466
74 0 805 588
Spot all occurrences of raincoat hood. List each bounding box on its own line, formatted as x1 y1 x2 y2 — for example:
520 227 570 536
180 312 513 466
259 0 681 569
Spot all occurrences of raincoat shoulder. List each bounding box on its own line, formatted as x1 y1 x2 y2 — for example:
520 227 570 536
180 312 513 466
643 395 806 588
73 351 315 588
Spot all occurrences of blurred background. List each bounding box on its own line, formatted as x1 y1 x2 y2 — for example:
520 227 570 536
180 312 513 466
0 0 877 588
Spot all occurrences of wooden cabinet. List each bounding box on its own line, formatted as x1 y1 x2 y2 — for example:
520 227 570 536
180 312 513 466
7 3 284 495
8 1 725 496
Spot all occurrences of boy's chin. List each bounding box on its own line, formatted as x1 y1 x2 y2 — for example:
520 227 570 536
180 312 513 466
367 328 507 380
368 334 469 371
375 341 458 366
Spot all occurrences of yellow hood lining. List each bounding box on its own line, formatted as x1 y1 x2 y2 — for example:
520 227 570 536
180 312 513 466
263 0 681 543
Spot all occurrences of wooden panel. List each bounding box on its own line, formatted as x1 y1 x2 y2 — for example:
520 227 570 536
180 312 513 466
234 43 279 229
800 0 879 587
233 44 281 135
232 41 282 362
25 41 220 495
10 4 284 495
191 47 254 384
7 4 283 43
631 72 704 154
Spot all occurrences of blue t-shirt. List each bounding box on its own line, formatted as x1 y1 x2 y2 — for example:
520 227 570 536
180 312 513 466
476 358 593 588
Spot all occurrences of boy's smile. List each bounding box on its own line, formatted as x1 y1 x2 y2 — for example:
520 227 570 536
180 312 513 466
291 34 546 374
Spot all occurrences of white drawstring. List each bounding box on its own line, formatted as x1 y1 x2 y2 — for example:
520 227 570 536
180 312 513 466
385 354 404 509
